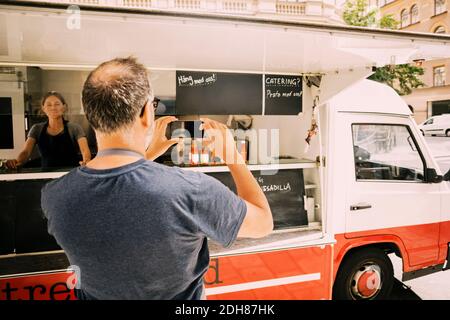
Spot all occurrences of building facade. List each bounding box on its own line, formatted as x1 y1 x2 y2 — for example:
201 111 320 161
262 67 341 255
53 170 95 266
24 0 344 24
375 0 450 123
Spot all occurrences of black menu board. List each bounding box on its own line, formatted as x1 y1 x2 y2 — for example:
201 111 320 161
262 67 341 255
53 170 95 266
0 179 61 254
264 75 303 115
208 169 307 229
0 181 15 255
176 71 263 115
175 71 303 116
0 97 14 149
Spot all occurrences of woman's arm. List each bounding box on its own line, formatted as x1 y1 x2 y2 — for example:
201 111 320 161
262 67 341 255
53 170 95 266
5 138 36 169
77 137 91 166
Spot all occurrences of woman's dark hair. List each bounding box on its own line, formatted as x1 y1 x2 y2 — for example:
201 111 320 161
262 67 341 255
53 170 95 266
41 91 67 107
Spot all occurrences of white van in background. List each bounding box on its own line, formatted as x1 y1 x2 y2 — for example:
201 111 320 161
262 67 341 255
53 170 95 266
418 115 450 137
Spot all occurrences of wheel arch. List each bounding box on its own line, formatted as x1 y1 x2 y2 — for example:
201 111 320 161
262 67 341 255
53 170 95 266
333 236 409 281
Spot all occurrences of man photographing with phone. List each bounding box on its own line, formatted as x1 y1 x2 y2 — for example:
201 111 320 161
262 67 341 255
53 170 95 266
41 57 273 300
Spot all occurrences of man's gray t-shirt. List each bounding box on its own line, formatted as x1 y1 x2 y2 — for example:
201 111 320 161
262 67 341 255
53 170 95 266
41 159 246 300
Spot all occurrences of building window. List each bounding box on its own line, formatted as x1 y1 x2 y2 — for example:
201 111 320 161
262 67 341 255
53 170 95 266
401 9 409 28
435 0 447 15
410 4 419 24
435 25 447 33
434 66 446 87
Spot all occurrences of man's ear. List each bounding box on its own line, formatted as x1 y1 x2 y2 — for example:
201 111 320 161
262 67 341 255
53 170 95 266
140 102 154 130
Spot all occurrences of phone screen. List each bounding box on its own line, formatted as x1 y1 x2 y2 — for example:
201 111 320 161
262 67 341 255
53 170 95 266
168 120 203 139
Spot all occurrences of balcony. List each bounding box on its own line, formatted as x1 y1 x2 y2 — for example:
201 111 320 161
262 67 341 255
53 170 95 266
8 0 343 23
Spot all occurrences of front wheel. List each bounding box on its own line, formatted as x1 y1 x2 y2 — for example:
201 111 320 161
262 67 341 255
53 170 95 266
446 130 450 137
333 248 394 300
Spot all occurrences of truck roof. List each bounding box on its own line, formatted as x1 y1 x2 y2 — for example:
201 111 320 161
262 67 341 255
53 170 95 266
2 2 450 112
2 2 450 75
328 79 412 116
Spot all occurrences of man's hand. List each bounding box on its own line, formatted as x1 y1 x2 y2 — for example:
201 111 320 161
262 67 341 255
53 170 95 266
200 118 244 165
145 116 179 161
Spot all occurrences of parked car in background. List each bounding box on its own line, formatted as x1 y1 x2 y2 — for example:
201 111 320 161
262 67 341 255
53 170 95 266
418 115 450 137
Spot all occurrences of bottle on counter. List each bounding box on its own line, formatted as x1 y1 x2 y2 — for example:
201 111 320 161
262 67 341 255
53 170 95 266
200 139 210 165
236 139 248 164
209 147 219 166
190 138 200 166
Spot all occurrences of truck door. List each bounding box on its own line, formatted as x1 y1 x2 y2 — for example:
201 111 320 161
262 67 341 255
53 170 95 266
341 113 441 267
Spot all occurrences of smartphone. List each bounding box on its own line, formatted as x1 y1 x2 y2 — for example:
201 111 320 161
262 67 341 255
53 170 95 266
167 120 203 139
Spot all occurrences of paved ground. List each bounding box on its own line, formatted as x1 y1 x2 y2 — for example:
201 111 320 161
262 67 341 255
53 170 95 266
388 136 450 300
390 254 450 300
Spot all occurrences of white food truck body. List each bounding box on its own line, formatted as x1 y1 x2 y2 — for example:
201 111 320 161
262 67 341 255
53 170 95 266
0 2 450 300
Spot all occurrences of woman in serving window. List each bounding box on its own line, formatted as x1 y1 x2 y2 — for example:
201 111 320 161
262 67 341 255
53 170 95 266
6 91 91 170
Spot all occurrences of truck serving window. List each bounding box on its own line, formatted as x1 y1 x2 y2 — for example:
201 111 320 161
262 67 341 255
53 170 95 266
352 124 425 182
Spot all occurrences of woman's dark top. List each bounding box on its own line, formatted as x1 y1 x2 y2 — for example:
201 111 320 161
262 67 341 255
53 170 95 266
27 120 86 169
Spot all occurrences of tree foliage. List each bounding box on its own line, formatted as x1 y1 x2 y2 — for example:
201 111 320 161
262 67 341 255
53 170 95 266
369 64 425 96
343 0 378 27
343 0 424 95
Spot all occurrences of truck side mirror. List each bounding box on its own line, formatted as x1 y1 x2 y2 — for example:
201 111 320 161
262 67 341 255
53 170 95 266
425 168 443 183
354 146 370 162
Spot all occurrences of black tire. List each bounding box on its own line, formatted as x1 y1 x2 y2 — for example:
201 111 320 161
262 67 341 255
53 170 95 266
446 130 450 137
333 248 394 300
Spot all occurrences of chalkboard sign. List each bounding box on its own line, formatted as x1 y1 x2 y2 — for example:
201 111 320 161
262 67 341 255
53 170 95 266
0 182 15 255
264 75 303 115
176 71 263 115
0 180 61 254
0 97 14 149
208 169 307 230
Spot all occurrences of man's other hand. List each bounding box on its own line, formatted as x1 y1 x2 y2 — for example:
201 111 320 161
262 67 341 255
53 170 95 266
145 116 179 161
200 118 243 165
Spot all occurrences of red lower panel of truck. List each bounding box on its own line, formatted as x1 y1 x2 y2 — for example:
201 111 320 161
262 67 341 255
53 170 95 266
0 272 76 300
0 245 333 300
334 220 450 275
204 245 333 300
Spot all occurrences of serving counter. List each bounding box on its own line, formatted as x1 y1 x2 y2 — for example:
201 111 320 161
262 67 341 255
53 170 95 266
0 159 324 281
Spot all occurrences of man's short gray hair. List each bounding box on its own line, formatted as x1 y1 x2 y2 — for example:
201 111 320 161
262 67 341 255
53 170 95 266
82 57 152 133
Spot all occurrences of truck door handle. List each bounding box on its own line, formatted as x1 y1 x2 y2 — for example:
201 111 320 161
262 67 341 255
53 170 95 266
350 203 372 211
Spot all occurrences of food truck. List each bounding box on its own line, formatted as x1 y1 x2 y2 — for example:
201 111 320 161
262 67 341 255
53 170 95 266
1 1 450 300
